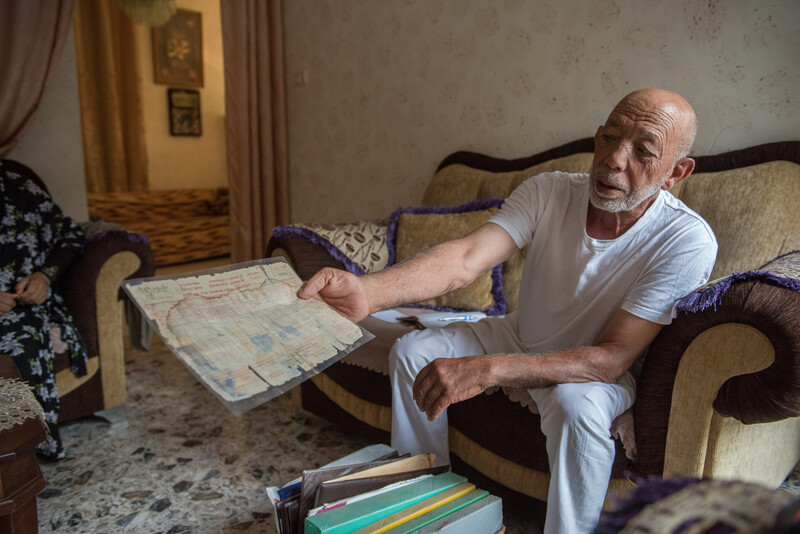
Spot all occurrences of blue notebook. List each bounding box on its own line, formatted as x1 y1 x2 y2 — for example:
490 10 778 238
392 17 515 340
304 472 467 534
411 494 502 533
380 489 490 534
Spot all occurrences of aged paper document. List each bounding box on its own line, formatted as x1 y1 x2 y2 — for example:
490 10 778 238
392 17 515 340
123 259 373 414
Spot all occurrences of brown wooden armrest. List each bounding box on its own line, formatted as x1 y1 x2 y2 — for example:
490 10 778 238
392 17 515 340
266 232 347 280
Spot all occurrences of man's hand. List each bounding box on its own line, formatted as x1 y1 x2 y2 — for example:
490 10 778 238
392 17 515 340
14 272 51 306
0 292 17 317
297 267 371 323
413 355 492 422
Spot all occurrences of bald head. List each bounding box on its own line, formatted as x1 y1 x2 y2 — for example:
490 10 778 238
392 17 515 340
612 88 697 161
590 88 699 214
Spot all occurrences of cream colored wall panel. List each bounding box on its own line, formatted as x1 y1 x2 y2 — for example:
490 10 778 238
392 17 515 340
284 0 800 224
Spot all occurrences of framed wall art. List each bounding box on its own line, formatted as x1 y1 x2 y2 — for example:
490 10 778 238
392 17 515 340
152 9 203 87
168 88 201 136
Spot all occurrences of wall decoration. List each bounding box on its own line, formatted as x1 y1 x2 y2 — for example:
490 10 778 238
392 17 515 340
168 88 201 136
152 9 203 86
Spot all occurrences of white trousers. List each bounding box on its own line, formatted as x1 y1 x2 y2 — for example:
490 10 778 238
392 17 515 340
388 319 636 534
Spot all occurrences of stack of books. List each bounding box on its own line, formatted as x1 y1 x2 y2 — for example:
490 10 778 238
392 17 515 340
267 444 504 534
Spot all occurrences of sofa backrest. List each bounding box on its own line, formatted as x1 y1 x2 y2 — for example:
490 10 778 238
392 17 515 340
88 188 229 222
423 153 593 206
426 142 800 305
674 160 800 279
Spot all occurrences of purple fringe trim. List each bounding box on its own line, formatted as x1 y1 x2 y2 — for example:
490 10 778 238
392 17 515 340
489 263 506 315
675 250 800 315
88 229 150 247
272 226 366 276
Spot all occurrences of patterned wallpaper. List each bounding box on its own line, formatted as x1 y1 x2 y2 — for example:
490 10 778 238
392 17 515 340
283 0 799 224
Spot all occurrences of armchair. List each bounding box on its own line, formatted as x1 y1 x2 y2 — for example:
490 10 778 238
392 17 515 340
266 139 800 521
2 159 155 422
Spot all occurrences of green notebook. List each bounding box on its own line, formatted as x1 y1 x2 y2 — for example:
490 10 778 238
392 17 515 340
304 472 467 534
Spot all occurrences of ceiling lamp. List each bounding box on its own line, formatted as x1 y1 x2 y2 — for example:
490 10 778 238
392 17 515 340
118 0 177 26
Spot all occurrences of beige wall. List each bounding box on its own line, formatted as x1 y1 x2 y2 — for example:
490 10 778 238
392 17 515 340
12 0 799 228
8 0 227 221
284 0 800 224
135 0 227 190
7 29 88 222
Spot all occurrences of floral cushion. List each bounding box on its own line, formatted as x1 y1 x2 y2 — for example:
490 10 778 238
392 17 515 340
273 219 390 275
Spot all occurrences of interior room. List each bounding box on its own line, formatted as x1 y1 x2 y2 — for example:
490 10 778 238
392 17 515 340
2 0 799 533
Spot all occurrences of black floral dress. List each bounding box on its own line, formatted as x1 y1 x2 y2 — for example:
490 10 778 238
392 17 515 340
0 161 88 460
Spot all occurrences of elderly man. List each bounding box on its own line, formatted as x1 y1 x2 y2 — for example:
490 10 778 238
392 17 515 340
299 88 718 533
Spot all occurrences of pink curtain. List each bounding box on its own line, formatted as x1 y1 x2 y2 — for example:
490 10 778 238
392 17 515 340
221 0 290 262
0 0 77 157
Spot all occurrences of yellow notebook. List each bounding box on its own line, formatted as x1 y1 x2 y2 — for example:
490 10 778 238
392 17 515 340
304 472 467 534
351 481 476 534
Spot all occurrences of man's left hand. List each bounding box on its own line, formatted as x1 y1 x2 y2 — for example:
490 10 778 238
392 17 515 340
14 272 51 306
413 356 491 422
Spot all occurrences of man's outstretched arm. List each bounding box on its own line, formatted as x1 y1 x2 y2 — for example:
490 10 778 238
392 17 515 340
413 308 664 421
297 222 519 322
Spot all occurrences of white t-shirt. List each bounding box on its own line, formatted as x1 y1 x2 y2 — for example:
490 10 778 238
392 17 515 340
485 172 717 354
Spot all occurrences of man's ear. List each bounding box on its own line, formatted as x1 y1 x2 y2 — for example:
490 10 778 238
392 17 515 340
662 157 695 190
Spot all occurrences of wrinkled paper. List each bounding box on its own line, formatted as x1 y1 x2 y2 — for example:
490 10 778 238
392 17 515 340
123 258 373 414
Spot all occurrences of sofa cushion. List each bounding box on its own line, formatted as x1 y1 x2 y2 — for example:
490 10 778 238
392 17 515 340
420 153 592 313
273 219 390 275
388 199 505 315
597 478 798 533
676 249 800 316
422 152 593 206
87 188 231 266
673 160 800 279
88 188 229 220
122 216 230 266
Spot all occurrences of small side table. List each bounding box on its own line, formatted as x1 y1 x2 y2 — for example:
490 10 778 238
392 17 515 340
0 354 48 534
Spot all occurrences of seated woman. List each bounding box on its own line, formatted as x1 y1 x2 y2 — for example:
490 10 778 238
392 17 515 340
0 160 88 460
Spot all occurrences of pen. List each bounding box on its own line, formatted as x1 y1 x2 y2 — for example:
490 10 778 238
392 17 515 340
438 315 477 322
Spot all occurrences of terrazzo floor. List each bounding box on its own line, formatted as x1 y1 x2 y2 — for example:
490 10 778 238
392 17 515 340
36 335 540 533
35 335 800 534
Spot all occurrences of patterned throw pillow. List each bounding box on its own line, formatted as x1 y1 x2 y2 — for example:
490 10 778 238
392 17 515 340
387 199 506 315
675 250 800 314
272 219 391 275
596 478 797 533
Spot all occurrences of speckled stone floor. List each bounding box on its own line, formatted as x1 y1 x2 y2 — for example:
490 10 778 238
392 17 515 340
35 333 798 534
36 335 541 533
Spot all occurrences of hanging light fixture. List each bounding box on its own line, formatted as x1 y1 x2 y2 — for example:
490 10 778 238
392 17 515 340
118 0 177 26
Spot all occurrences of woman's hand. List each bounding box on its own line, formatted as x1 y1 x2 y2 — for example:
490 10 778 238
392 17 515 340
14 272 51 306
0 292 17 316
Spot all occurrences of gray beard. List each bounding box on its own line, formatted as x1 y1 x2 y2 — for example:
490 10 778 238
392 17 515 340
589 170 666 213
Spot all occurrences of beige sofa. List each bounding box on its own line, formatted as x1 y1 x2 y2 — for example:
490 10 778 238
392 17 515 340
88 188 230 267
266 139 800 521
